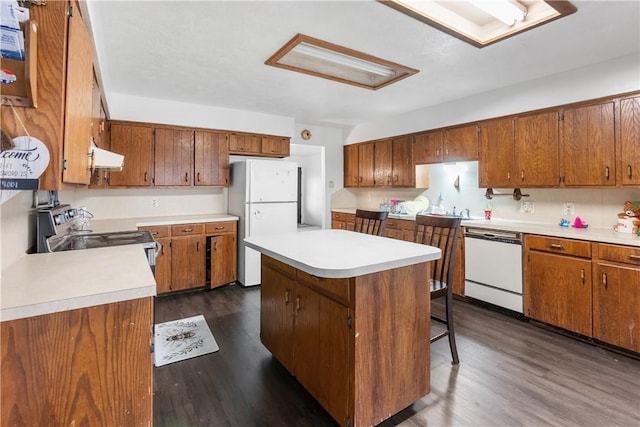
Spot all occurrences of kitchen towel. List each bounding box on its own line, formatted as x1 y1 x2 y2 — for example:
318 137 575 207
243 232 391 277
154 314 219 367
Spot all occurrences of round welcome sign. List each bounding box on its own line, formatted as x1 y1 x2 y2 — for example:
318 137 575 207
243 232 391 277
0 136 50 205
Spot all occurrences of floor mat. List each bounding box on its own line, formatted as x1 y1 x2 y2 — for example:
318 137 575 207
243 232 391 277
154 314 219 367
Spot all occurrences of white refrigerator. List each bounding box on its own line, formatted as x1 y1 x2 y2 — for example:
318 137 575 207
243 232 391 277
228 159 298 286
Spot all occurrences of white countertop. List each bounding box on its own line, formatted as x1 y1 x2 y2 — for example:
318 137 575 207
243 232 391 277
88 214 238 233
244 229 441 279
331 209 640 247
1 245 156 322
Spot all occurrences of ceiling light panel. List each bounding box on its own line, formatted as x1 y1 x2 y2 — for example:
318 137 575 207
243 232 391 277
265 34 419 90
380 0 577 48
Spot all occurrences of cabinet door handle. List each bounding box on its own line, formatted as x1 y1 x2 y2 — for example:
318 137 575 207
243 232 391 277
196 241 200 251
628 165 633 179
605 166 610 180
602 273 608 289
184 172 189 182
196 172 201 182
521 170 525 181
629 254 640 261
284 290 290 304
387 175 392 184
507 171 511 181
580 268 585 285
144 172 149 182
549 243 563 250
436 149 440 157
295 296 301 312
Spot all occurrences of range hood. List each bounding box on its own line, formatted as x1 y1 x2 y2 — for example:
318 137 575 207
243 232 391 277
89 141 124 170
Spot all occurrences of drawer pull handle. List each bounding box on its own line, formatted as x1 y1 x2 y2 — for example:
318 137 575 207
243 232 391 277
215 226 224 230
602 273 608 289
151 231 158 235
549 244 563 250
183 228 193 232
629 254 640 261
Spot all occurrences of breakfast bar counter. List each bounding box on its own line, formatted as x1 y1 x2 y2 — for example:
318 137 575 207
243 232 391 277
245 229 441 427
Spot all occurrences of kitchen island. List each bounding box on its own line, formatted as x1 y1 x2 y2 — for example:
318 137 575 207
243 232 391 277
244 229 441 427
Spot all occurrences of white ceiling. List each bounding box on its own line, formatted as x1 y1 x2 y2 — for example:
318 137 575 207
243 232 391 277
86 1 640 129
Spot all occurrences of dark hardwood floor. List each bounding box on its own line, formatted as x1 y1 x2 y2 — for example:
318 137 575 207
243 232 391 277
153 285 640 427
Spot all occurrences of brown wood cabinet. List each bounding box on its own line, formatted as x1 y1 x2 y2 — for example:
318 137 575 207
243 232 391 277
414 131 444 164
1 297 153 425
592 244 640 352
358 142 375 187
620 95 640 186
154 128 194 186
478 116 515 188
343 145 360 187
0 0 94 189
331 211 356 230
374 139 393 186
261 135 290 157
392 136 415 186
260 255 430 427
109 123 154 186
524 235 593 336
194 131 230 186
206 221 237 288
228 133 291 157
515 111 561 186
151 129 191 185
560 101 615 186
443 124 479 162
140 221 237 294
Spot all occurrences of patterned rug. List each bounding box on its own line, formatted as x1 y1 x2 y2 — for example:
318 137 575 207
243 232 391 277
154 315 219 367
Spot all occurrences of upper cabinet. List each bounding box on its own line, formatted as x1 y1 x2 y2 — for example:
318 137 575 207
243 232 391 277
514 111 560 187
414 131 443 164
620 95 640 186
559 101 615 186
478 116 515 188
443 124 479 162
194 131 229 187
108 124 154 187
154 128 194 186
228 133 290 158
0 0 94 189
344 138 417 188
108 122 232 187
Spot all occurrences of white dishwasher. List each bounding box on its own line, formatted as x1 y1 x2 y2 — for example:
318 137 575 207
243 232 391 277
464 227 523 313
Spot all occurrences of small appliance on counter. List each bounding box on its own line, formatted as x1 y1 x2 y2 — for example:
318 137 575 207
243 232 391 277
35 204 158 273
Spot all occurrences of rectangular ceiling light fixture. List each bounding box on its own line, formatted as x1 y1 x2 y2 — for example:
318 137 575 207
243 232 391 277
265 33 419 90
379 0 577 48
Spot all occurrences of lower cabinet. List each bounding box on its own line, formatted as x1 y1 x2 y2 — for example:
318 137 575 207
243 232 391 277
525 236 640 353
140 220 237 295
592 244 640 352
206 221 238 289
260 254 430 427
331 211 355 230
1 297 153 425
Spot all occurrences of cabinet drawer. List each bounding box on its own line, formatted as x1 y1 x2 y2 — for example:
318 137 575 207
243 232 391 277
525 235 591 258
296 270 351 305
205 221 236 235
598 244 640 266
332 211 355 221
138 225 170 238
171 223 204 236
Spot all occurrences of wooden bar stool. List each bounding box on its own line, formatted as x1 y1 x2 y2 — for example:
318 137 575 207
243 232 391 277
414 214 462 364
354 209 388 236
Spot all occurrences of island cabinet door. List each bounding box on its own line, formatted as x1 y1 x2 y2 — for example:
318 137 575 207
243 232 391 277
260 259 296 372
293 283 350 427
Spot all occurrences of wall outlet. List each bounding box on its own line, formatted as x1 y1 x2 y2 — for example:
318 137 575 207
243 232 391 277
521 201 535 213
152 197 159 208
563 202 575 216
